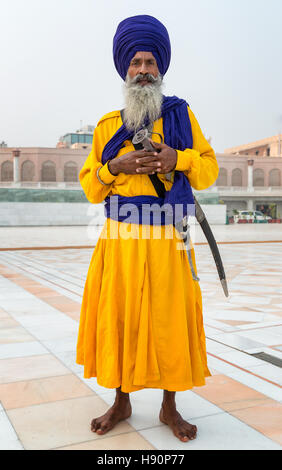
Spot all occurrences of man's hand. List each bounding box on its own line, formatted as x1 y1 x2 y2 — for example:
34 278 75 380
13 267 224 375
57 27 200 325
133 140 177 174
108 149 162 175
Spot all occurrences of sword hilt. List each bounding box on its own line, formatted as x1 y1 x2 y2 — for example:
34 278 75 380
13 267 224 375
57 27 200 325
132 129 154 151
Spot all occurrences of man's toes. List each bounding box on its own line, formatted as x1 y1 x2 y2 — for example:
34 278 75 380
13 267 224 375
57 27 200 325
174 423 198 442
179 432 189 442
91 418 100 432
96 422 111 435
175 429 189 442
186 424 197 439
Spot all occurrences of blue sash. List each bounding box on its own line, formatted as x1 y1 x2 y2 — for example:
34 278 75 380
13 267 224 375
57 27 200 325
102 95 195 225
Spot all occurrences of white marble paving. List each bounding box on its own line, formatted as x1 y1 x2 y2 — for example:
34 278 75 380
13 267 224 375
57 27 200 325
227 295 271 305
236 329 282 347
204 318 239 332
205 338 235 355
228 284 282 294
263 347 282 358
2 251 85 287
0 341 49 360
218 350 266 369
246 364 282 386
42 336 78 354
0 240 282 450
53 350 84 375
206 332 265 351
16 319 78 342
139 412 281 450
0 410 24 450
228 369 282 403
76 374 115 396
0 253 84 302
207 355 242 375
237 320 282 331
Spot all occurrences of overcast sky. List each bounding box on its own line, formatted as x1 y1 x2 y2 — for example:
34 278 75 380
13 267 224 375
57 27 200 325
0 0 281 152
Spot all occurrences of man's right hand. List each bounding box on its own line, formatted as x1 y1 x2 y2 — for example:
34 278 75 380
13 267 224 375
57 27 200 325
108 150 161 176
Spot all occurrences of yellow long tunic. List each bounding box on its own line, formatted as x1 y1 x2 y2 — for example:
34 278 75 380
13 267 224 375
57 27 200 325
76 107 219 393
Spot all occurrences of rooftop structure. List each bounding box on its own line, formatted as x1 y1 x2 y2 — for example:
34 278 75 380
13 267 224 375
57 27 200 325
57 125 95 149
225 134 282 157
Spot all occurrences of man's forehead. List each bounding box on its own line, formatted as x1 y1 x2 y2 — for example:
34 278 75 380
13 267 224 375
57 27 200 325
131 51 156 60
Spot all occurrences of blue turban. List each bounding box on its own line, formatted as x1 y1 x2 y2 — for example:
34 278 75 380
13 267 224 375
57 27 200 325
113 15 171 80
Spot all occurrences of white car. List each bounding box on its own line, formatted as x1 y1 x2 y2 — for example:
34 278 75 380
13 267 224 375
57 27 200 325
234 210 272 223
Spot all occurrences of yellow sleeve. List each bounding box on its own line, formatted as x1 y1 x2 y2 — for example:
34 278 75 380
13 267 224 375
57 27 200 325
79 119 118 204
174 107 219 190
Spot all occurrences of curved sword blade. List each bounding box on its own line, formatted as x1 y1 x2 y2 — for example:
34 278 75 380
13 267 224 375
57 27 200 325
194 197 229 297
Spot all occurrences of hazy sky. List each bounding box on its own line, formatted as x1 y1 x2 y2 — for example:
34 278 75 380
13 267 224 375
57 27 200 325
0 0 281 152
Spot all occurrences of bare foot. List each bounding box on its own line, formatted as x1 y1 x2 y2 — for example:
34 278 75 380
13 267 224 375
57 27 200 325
91 400 132 435
159 405 197 442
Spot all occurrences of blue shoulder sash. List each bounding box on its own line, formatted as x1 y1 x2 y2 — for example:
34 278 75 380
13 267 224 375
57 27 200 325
102 95 195 225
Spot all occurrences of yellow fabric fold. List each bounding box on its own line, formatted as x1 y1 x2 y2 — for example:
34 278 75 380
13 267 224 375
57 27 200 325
133 259 161 386
76 106 218 393
98 161 117 184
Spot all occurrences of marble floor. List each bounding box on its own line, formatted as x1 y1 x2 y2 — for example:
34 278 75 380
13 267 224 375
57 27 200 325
0 222 282 249
0 231 281 450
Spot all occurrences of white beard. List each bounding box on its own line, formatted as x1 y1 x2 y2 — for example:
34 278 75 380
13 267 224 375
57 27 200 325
123 73 163 132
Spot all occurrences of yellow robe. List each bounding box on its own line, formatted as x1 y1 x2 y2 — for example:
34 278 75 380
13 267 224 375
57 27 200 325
76 107 219 393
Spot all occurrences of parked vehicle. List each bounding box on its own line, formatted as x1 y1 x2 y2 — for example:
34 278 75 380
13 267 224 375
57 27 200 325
234 210 272 223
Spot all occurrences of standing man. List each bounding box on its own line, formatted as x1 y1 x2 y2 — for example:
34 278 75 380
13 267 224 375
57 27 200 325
76 15 218 443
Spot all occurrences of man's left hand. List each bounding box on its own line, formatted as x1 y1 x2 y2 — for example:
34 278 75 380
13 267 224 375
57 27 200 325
135 140 177 174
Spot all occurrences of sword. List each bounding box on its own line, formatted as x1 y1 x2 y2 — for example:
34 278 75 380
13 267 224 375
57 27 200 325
132 128 229 297
194 198 229 297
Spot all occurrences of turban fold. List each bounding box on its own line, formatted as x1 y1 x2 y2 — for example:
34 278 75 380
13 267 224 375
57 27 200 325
113 15 171 80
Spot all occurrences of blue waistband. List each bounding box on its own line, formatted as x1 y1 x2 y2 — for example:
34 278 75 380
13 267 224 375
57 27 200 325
104 195 195 226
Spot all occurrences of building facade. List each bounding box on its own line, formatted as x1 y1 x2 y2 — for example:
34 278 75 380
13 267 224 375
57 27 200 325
214 154 282 218
1 146 282 219
225 134 282 158
0 147 88 184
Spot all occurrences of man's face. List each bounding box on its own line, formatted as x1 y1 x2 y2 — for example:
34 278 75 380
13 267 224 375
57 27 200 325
127 51 159 85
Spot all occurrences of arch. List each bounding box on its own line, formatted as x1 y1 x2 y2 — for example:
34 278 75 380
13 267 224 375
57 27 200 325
1 160 13 181
253 168 264 187
269 168 281 187
41 160 56 182
21 160 35 182
231 168 243 186
216 167 227 186
64 161 78 182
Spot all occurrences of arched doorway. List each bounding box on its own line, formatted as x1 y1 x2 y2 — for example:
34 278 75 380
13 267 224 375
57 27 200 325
64 161 78 182
41 161 56 182
1 161 13 181
231 168 243 186
21 160 35 181
253 168 264 187
269 169 281 187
